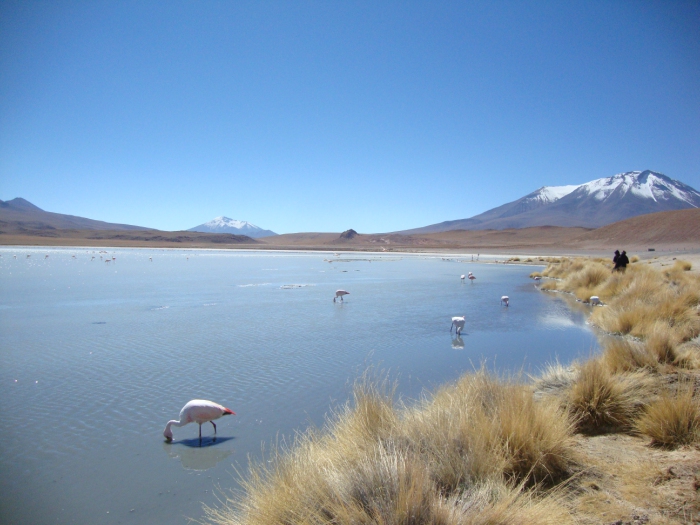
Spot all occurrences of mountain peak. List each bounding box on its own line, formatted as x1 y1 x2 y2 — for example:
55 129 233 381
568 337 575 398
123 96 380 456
401 170 700 233
577 170 699 206
188 216 277 238
0 197 45 212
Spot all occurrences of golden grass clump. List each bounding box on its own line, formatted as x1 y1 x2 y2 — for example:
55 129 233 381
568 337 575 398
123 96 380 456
530 271 543 278
636 377 700 447
410 372 577 489
601 338 659 373
630 255 640 263
203 373 578 525
567 359 652 433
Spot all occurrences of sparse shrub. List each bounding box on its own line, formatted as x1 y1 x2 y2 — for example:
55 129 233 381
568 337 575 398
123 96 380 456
530 271 542 278
636 378 700 447
630 255 640 263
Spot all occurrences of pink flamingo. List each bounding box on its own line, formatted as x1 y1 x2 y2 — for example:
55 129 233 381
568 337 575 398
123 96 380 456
334 290 350 302
164 399 236 444
501 296 509 307
468 272 476 282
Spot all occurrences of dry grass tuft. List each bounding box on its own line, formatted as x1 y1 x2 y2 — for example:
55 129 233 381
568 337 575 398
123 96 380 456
567 359 652 433
601 338 659 373
636 377 700 447
532 362 578 399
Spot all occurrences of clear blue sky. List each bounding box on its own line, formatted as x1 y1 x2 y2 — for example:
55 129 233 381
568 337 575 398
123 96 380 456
1 1 699 233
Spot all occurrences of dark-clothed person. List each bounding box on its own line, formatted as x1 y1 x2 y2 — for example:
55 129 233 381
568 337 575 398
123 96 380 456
613 250 629 272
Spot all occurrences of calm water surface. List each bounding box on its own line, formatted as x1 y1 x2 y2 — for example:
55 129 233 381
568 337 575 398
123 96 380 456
0 248 598 524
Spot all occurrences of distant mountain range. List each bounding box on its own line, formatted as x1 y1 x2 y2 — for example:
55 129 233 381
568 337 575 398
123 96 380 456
0 198 149 232
402 170 700 233
188 216 277 238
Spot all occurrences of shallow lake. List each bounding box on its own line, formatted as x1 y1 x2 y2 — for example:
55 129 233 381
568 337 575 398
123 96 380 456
0 248 598 524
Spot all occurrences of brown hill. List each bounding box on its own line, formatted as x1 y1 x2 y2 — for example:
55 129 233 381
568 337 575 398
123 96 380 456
0 228 258 248
571 208 700 249
256 226 593 252
0 197 149 231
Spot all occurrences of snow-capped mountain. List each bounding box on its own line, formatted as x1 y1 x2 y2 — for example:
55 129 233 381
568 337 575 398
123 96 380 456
188 216 277 238
402 170 700 233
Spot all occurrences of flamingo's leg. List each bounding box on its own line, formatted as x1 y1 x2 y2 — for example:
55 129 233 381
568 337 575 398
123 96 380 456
211 421 217 435
199 423 202 445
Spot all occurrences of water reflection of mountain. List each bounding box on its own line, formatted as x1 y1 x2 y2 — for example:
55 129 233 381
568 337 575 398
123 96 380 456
163 437 235 471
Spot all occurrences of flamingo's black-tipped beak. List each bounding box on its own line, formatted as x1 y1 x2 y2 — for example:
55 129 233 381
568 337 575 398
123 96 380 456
223 408 236 416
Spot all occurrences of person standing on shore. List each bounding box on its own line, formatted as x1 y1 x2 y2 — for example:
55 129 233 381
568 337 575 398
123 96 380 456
613 249 629 272
619 250 629 271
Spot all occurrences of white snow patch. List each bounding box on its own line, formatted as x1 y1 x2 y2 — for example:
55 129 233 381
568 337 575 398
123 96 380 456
538 185 581 202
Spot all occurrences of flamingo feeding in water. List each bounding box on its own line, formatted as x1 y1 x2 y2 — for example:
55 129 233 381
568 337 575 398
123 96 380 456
501 296 510 307
334 290 350 302
450 316 466 335
460 275 465 281
468 272 476 282
163 399 236 444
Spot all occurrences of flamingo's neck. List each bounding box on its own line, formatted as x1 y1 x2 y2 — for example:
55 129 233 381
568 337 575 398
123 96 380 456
164 419 187 440
166 419 186 430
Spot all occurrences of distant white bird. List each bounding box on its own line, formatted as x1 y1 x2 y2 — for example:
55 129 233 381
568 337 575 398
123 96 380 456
334 289 350 302
461 274 465 281
501 296 509 307
450 315 466 335
149 257 152 261
533 276 541 281
163 399 236 444
590 296 601 305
